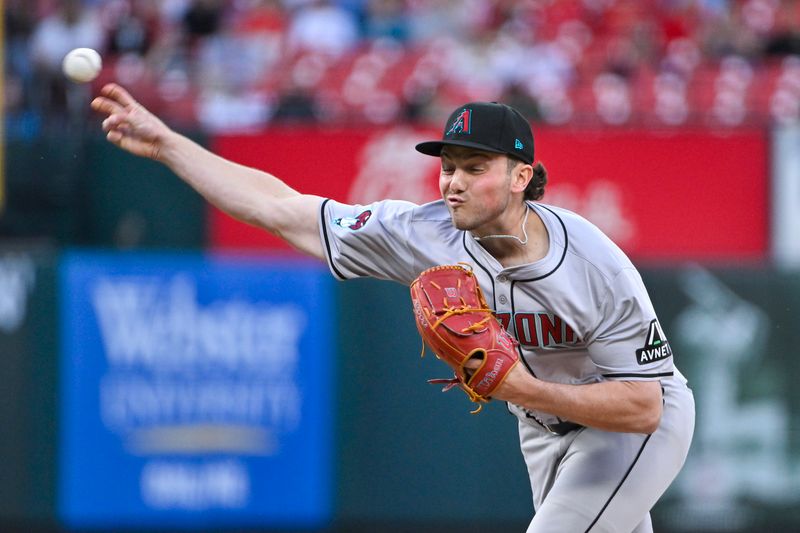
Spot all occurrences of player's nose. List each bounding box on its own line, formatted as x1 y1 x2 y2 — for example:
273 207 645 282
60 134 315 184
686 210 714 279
448 169 468 192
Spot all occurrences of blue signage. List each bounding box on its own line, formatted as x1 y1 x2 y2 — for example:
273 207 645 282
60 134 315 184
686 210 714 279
58 251 335 529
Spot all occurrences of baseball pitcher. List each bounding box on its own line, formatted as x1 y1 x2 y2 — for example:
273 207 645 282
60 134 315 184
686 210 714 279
92 84 695 533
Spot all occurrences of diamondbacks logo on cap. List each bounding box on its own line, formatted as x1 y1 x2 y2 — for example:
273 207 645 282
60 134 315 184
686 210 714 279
446 109 472 136
636 319 672 365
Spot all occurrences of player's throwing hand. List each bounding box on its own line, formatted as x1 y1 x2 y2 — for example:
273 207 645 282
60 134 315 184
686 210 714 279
91 83 172 161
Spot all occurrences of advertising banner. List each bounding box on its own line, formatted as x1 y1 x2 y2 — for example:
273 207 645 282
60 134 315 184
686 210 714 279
210 128 441 251
210 127 767 262
58 252 334 529
644 267 800 531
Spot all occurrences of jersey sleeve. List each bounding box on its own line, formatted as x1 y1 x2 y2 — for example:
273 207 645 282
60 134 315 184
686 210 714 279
318 198 417 284
585 268 675 381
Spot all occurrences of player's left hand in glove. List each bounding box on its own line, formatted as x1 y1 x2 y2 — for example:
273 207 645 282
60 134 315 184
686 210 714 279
410 264 519 413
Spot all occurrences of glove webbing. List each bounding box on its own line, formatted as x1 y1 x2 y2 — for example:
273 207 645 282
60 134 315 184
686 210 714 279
418 303 493 357
418 291 495 414
423 279 492 332
428 375 487 413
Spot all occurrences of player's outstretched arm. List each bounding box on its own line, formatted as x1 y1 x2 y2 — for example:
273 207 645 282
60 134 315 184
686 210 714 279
91 83 324 259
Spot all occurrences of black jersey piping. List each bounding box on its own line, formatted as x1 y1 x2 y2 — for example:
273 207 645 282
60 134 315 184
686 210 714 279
509 281 536 375
461 232 497 309
514 203 569 282
603 371 674 379
509 281 568 428
320 199 348 281
465 204 567 430
585 434 652 532
505 204 568 377
507 205 570 428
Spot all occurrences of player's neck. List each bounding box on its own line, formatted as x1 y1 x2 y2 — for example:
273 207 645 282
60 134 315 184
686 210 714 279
473 204 549 267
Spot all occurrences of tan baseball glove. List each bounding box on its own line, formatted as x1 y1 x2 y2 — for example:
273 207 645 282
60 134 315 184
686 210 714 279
410 264 519 413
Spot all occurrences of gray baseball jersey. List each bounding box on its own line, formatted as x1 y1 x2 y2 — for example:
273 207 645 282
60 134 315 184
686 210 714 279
319 198 695 532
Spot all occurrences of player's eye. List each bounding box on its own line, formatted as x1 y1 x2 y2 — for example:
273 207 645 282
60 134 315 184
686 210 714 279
441 166 455 174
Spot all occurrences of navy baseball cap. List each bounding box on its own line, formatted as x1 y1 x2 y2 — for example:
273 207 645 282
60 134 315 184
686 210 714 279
415 102 534 164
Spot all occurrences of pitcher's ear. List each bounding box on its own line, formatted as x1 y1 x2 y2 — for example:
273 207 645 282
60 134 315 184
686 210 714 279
510 161 533 194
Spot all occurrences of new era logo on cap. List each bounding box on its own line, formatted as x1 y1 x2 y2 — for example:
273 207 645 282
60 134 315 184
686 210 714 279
415 101 534 164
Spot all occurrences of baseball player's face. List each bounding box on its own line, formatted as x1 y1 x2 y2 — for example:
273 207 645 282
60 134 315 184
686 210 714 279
439 147 514 232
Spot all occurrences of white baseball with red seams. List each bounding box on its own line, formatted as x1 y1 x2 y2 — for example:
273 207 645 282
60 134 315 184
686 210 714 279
62 48 102 83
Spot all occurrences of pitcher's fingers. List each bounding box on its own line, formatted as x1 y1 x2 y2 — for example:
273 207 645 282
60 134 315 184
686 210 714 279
92 95 126 116
464 357 482 370
107 129 123 144
101 113 128 132
100 83 138 107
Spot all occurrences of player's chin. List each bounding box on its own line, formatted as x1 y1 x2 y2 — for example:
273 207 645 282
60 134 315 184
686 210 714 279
448 212 472 231
451 212 485 232
446 205 469 229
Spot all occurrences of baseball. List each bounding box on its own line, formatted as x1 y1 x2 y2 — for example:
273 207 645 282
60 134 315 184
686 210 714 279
62 48 102 83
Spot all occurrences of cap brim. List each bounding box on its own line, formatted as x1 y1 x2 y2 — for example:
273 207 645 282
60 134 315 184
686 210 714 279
415 140 507 158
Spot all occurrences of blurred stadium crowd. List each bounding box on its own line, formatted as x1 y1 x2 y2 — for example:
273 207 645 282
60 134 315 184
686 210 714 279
7 0 800 135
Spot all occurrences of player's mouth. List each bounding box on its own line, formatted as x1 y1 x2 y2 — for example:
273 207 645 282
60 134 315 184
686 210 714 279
446 195 465 207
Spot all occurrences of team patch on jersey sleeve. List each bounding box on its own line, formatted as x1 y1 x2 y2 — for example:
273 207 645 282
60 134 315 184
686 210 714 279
333 209 372 230
636 319 672 365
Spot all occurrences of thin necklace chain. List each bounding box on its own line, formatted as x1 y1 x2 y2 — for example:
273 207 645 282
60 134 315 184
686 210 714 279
474 205 530 246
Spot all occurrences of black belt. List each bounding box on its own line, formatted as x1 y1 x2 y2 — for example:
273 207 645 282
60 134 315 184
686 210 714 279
541 420 583 436
514 405 583 436
525 412 582 435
